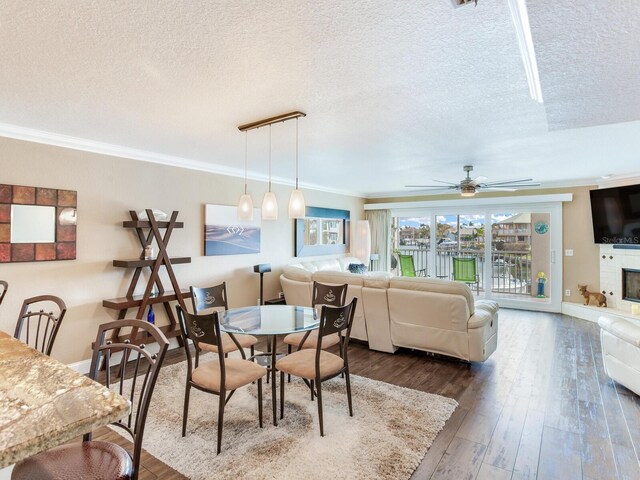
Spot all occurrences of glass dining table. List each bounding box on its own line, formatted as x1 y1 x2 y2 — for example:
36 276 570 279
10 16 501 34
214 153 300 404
219 305 318 426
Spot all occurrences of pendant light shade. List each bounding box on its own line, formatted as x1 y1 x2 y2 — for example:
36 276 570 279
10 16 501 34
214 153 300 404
288 117 306 218
262 125 278 220
238 193 254 220
262 191 278 220
238 131 254 221
288 189 305 218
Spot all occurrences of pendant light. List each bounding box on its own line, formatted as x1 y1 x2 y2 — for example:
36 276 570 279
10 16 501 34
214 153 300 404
288 117 306 218
237 131 254 221
261 124 278 220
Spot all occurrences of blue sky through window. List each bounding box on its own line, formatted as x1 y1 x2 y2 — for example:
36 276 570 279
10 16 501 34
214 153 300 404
399 213 516 228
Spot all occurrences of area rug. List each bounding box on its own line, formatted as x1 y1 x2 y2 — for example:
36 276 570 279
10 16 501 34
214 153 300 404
115 356 457 480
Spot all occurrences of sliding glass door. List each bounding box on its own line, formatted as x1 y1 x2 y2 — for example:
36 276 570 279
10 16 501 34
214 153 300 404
391 202 562 312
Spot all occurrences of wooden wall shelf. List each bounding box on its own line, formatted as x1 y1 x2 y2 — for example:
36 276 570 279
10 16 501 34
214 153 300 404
102 289 192 310
122 220 184 229
103 210 190 352
112 257 191 268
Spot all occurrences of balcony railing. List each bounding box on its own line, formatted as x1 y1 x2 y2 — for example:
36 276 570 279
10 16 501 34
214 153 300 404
397 246 532 296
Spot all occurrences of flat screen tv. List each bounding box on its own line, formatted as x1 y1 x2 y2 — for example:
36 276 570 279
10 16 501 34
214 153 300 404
590 184 640 244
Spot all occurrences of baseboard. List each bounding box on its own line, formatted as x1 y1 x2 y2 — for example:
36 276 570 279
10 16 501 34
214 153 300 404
67 358 92 374
66 338 183 375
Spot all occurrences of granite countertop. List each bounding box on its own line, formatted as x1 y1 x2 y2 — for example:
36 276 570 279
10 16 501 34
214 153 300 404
0 330 130 468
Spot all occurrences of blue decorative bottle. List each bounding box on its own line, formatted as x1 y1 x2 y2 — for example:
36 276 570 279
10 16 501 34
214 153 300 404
147 304 155 324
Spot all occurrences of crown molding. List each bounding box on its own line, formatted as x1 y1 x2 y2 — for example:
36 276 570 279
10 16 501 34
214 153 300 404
0 123 364 198
597 173 640 189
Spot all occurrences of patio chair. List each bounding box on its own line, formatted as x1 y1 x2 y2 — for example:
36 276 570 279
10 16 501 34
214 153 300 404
398 253 426 277
452 256 480 294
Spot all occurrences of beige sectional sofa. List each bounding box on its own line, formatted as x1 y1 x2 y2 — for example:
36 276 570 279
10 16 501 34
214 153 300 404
280 256 499 362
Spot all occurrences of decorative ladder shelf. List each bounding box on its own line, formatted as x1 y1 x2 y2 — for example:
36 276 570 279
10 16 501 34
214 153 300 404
102 210 191 346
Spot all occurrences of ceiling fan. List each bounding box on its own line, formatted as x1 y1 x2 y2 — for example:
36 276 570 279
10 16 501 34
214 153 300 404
406 165 540 197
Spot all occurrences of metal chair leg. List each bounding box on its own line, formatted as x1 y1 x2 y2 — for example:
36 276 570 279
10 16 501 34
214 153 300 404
280 370 285 420
217 391 225 455
182 383 191 437
258 378 263 428
316 379 324 437
310 379 314 401
345 368 353 417
287 344 292 383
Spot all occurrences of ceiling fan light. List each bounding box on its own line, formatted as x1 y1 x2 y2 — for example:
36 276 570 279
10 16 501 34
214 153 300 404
460 185 476 197
288 188 306 218
238 193 254 221
262 191 278 220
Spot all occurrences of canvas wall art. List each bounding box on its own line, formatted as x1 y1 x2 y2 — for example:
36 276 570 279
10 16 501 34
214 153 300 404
204 204 261 256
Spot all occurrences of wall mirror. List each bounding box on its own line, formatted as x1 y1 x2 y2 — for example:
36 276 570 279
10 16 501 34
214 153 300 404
295 206 350 257
11 205 56 243
1 184 77 262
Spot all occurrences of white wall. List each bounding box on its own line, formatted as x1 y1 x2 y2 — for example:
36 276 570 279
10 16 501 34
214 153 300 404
0 137 364 363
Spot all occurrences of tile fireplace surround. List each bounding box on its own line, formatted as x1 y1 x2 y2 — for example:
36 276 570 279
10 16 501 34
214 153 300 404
600 244 640 311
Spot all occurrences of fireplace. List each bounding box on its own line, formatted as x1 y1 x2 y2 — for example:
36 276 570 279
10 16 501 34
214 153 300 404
622 268 640 303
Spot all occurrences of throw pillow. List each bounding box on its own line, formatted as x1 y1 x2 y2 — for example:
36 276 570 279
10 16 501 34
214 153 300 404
348 263 367 274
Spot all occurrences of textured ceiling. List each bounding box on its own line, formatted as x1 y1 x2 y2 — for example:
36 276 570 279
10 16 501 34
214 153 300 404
0 0 638 197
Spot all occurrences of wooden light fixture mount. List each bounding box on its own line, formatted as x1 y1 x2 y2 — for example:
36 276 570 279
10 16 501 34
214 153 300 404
238 111 306 132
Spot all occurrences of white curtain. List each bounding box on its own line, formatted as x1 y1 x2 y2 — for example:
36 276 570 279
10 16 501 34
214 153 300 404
365 209 391 272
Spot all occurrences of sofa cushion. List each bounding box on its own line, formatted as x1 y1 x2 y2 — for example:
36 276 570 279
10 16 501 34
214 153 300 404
389 277 475 315
282 266 313 282
312 259 342 271
363 273 391 289
300 262 319 272
313 270 364 286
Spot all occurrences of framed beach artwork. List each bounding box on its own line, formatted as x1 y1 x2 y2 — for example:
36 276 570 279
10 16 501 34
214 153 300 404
204 204 261 256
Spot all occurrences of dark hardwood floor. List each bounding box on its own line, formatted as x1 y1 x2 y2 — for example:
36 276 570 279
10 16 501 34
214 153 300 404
92 309 640 479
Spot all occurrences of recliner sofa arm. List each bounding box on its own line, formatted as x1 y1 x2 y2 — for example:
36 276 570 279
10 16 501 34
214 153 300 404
598 316 640 347
468 308 494 329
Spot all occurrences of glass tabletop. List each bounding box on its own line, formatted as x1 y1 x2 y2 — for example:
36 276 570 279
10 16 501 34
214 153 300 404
219 305 319 336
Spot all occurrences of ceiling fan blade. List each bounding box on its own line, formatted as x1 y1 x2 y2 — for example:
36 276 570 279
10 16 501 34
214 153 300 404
482 187 517 192
473 175 488 184
431 179 459 186
405 184 457 189
485 178 533 186
491 183 541 188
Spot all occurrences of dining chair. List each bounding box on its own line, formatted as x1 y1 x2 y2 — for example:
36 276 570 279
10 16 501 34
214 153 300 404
12 319 169 480
452 256 480 294
283 281 348 352
176 305 267 454
276 298 358 436
0 280 7 306
191 283 258 362
14 295 67 356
